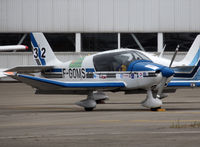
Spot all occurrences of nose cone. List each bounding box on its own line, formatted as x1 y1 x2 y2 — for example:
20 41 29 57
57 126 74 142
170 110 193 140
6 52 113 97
161 67 174 78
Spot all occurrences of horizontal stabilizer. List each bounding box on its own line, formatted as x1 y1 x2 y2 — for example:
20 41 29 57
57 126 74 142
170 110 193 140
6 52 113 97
0 69 7 78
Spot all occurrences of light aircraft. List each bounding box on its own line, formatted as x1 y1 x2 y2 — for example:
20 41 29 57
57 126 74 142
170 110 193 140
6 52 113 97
4 33 175 111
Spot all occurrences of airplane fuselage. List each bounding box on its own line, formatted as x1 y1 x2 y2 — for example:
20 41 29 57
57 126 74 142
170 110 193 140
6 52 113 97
34 50 165 92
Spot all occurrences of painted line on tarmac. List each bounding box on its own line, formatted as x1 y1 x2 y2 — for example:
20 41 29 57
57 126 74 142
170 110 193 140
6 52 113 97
1 119 200 128
129 120 200 123
168 111 200 114
151 131 200 134
99 120 121 122
99 119 200 123
0 136 36 139
0 107 74 111
1 131 200 140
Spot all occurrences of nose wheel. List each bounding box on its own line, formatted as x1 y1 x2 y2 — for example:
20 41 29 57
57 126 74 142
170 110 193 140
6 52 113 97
96 99 106 104
150 107 161 111
84 107 94 111
142 89 163 109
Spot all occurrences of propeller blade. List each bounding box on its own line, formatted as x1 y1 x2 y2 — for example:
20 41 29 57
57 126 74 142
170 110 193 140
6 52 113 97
156 46 179 99
156 77 167 98
169 45 179 68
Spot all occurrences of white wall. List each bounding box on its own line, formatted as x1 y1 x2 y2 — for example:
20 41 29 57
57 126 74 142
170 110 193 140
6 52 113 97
0 0 200 33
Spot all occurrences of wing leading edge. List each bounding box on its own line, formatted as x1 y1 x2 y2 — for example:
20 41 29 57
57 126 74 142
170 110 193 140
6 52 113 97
12 74 126 91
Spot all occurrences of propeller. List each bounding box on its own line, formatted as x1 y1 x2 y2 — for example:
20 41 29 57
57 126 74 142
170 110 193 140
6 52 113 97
156 45 179 99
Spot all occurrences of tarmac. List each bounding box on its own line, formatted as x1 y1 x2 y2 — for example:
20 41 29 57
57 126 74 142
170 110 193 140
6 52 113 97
1 83 200 147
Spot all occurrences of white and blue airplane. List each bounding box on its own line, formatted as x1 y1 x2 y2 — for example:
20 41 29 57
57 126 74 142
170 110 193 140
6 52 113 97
5 33 175 111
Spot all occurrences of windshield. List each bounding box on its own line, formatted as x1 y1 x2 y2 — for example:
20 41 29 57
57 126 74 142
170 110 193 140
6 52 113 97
93 50 150 71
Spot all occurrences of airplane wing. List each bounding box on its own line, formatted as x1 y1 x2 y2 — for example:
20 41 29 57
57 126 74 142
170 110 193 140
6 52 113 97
5 65 54 73
10 74 126 91
0 45 28 51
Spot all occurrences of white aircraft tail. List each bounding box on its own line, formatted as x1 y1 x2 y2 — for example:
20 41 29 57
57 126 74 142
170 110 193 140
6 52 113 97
30 33 62 66
181 35 200 66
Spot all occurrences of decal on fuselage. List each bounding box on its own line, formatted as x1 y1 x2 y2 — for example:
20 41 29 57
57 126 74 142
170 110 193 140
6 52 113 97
63 68 86 79
33 47 46 65
69 58 85 68
115 72 150 79
62 68 152 80
131 72 147 79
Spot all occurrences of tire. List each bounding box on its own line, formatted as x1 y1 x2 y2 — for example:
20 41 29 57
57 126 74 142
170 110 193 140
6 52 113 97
84 107 94 111
96 100 105 104
151 107 161 111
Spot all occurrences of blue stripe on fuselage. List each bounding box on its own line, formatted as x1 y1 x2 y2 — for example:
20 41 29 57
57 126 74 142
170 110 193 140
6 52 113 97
86 68 95 72
167 81 200 87
45 68 62 72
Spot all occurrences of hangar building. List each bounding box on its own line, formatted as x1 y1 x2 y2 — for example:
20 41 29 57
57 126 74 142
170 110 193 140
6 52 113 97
0 0 200 67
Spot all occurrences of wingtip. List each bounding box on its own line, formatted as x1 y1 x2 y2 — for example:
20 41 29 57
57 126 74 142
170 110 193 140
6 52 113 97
25 45 29 50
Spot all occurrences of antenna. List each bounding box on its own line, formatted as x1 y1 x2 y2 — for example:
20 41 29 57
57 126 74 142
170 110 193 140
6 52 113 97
159 44 166 58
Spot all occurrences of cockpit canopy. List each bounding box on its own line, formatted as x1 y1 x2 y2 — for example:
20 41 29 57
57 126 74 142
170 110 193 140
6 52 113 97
93 50 151 71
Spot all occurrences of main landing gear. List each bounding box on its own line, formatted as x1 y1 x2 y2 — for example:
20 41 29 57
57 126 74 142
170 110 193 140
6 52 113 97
76 91 109 111
76 89 164 111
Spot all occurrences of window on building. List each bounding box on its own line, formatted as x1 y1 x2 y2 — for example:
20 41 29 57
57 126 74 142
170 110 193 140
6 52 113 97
164 33 199 52
121 33 157 52
0 33 75 52
45 33 75 52
81 33 117 51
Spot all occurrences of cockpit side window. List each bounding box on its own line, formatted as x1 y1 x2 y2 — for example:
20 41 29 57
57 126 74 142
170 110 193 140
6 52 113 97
93 54 114 71
134 51 150 60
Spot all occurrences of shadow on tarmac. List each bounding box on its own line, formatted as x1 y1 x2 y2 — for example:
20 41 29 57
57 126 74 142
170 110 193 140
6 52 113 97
1 105 200 114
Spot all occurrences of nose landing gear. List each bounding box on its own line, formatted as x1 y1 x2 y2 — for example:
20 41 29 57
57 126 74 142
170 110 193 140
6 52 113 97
141 89 163 110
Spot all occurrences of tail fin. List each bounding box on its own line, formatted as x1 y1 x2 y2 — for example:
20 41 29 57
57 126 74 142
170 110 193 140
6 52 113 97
181 35 200 66
30 33 62 66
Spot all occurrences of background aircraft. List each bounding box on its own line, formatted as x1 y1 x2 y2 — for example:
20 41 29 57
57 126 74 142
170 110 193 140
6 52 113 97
5 33 175 111
136 35 200 90
0 45 28 79
106 35 200 99
0 45 28 51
